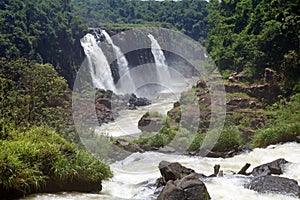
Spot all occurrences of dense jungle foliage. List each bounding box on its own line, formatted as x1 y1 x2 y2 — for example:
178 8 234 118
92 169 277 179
207 0 300 89
71 0 208 42
0 0 86 85
0 0 299 197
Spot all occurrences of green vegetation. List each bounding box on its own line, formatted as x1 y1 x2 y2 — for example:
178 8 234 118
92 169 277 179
0 58 69 132
0 58 112 197
0 126 112 196
1 0 300 196
134 115 177 148
252 94 300 147
207 0 300 88
0 0 86 85
71 0 208 42
188 126 243 152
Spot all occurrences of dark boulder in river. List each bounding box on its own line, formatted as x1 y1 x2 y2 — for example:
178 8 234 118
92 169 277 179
158 161 195 183
157 161 211 200
129 93 151 107
251 158 288 176
157 173 211 200
246 175 300 197
138 112 165 132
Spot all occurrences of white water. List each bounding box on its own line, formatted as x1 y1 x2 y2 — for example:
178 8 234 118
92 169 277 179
101 143 300 200
147 34 172 89
32 32 299 200
80 34 116 92
26 91 300 200
26 143 300 200
96 94 177 138
101 30 135 94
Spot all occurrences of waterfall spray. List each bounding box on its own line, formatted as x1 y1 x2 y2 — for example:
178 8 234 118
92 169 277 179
102 30 135 94
147 34 172 89
80 33 116 92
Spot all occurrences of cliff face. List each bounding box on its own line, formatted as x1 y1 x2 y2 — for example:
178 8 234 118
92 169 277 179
92 27 199 79
167 71 283 144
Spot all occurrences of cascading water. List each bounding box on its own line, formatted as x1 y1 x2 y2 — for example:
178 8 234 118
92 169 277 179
80 33 116 92
102 30 135 94
147 34 172 89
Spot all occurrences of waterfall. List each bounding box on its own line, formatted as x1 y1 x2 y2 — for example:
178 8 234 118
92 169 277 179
80 33 116 92
147 34 172 89
102 30 135 94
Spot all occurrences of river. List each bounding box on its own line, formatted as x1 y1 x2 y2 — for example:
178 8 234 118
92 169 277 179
25 92 300 200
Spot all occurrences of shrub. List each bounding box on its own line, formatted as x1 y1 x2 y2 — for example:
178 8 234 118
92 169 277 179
0 126 112 196
251 122 300 148
188 126 243 152
252 93 300 147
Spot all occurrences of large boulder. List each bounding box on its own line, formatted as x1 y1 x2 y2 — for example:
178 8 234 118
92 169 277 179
158 173 211 200
246 175 300 197
158 161 195 183
251 158 288 176
129 93 151 107
138 112 164 132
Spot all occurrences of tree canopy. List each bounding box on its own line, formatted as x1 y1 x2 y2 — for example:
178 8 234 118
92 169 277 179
0 0 86 85
71 0 208 42
206 0 300 87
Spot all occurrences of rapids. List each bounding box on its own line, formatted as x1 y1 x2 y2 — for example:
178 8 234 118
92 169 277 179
26 94 300 200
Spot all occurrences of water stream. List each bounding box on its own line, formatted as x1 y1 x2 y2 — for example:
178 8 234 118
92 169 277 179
26 94 300 200
32 32 300 200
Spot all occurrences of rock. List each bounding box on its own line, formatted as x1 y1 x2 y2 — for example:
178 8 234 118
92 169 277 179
138 112 164 132
97 98 111 109
158 180 184 200
158 161 195 183
224 83 282 105
173 101 180 108
167 106 181 123
196 78 207 89
246 175 300 197
114 139 145 153
192 146 252 158
227 71 251 83
128 104 137 110
264 68 279 83
251 158 288 176
129 93 151 107
158 173 211 200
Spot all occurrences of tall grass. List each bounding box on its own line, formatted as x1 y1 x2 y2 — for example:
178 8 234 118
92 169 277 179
188 126 243 152
251 93 300 147
0 126 112 196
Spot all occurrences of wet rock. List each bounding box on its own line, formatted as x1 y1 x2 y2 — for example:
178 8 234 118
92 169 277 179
246 175 300 197
129 93 151 107
138 112 164 132
158 161 195 183
158 180 184 200
97 98 112 109
251 158 288 176
191 146 252 158
157 173 211 200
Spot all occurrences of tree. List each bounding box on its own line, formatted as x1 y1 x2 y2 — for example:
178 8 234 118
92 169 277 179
0 58 69 131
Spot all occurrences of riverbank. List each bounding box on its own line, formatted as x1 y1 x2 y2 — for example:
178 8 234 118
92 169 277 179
24 142 300 200
0 126 112 199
